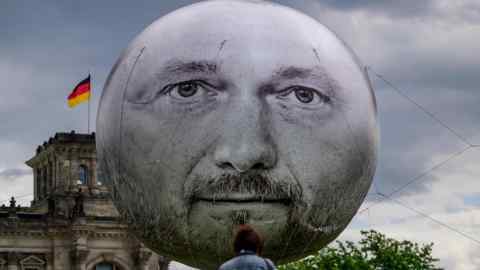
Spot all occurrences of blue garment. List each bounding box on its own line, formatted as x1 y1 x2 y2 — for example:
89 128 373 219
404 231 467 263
218 250 277 270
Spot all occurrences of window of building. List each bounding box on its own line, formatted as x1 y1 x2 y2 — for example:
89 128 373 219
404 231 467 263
95 262 121 270
78 165 88 185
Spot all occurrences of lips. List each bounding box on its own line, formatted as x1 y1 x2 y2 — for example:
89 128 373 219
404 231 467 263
194 192 292 204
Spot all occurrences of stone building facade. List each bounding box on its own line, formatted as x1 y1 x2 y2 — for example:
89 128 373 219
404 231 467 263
0 131 170 270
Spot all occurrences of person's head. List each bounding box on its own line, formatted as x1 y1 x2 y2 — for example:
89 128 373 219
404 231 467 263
233 225 264 255
97 0 378 268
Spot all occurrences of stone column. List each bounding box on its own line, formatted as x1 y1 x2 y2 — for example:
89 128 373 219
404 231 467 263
67 154 73 192
90 158 96 187
50 159 55 191
46 252 54 270
33 168 38 201
51 236 70 270
71 236 90 270
62 159 71 192
47 161 51 193
38 168 44 199
7 252 18 270
42 166 47 198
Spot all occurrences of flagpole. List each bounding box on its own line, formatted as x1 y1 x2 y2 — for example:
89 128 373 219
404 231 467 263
87 72 91 134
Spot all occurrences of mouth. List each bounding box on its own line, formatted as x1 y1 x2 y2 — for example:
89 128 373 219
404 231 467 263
193 193 292 205
188 194 292 226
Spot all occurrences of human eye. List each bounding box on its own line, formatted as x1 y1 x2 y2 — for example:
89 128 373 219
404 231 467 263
276 86 331 107
165 80 216 101
126 80 216 105
126 79 220 107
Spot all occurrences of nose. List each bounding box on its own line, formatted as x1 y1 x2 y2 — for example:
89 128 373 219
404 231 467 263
213 98 277 173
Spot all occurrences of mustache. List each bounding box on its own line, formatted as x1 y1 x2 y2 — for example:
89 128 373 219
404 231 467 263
185 171 303 204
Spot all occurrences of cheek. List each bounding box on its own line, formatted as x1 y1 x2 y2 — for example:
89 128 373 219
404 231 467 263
271 113 360 201
122 103 219 178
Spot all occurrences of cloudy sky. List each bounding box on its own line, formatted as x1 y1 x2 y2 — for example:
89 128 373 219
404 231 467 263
1 0 479 269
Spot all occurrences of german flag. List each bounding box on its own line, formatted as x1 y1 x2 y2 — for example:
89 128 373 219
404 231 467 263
67 75 91 108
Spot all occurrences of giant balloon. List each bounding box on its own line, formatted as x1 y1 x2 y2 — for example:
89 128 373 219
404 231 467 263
96 0 378 269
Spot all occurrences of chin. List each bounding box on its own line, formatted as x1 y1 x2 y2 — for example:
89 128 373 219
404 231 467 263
184 201 290 258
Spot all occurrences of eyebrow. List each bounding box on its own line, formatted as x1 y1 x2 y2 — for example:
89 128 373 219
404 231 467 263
271 65 341 93
156 60 341 93
272 66 336 82
273 66 313 79
161 59 218 75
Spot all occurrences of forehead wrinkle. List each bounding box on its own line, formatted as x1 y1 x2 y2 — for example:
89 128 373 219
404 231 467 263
310 48 343 91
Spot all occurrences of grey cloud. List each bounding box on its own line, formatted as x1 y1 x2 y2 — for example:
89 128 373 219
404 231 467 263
367 82 472 198
1 0 479 201
295 0 480 96
0 168 32 181
291 1 480 197
0 0 198 167
314 0 436 18
280 1 479 199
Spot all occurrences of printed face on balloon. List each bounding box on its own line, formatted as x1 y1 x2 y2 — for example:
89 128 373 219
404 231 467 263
97 1 378 268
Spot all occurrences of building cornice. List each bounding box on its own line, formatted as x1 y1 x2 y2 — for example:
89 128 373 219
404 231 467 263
26 131 96 167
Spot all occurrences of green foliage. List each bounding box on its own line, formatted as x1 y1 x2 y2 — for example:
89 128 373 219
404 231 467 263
278 230 442 270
